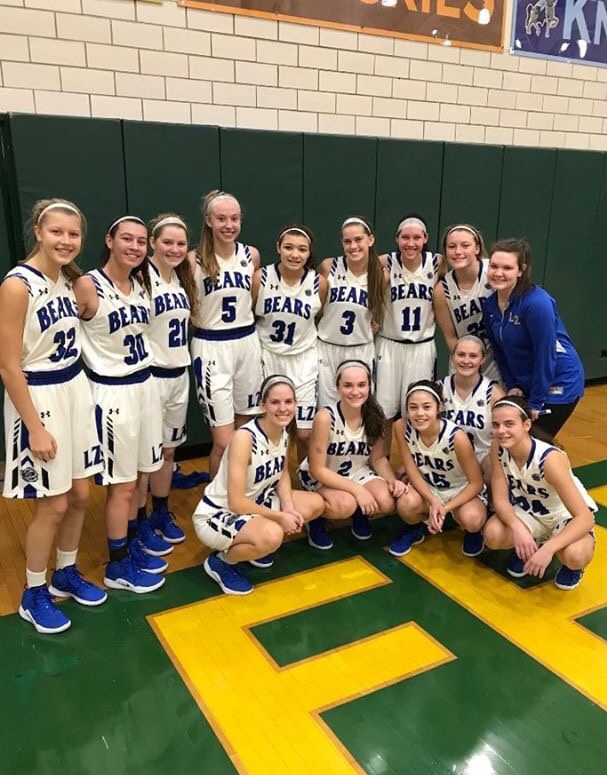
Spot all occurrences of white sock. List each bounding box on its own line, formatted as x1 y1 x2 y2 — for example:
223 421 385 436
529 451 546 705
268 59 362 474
26 569 47 588
218 550 235 565
56 549 78 570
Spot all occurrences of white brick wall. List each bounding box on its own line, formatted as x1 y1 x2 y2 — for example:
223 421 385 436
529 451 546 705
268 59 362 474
0 0 604 150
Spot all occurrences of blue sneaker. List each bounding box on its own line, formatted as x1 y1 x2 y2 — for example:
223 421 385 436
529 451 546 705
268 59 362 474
204 552 253 595
149 510 186 544
171 465 210 489
506 551 527 578
388 524 427 557
555 565 584 590
351 512 372 541
462 531 484 558
104 556 166 593
49 565 107 606
129 540 168 574
249 554 274 568
137 520 173 557
19 585 71 634
307 517 333 550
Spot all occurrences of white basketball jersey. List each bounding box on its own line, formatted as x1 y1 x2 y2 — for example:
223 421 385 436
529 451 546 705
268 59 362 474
255 263 321 355
6 265 81 372
498 438 596 531
442 259 492 340
300 403 373 481
194 242 254 332
317 257 372 346
406 418 468 493
80 268 153 377
440 375 495 461
203 418 289 510
380 251 438 342
148 262 191 368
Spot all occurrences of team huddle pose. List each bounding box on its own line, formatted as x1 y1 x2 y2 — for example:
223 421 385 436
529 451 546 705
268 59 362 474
0 191 595 633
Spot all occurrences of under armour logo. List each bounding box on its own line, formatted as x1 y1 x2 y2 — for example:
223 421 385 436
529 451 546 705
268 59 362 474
40 410 51 418
108 408 120 415
269 283 279 291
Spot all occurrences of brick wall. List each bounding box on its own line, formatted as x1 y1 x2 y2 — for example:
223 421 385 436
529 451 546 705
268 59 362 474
1 0 606 150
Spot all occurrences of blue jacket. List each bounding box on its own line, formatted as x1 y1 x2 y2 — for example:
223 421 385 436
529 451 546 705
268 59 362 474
482 286 584 410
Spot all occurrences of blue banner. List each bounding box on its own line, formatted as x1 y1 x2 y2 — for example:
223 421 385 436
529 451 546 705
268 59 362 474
512 0 607 67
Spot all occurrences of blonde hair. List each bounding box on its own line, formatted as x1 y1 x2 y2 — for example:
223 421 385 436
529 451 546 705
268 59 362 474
26 198 86 282
196 190 241 283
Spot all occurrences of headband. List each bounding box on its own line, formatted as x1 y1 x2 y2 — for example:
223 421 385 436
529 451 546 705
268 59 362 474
335 360 371 381
446 224 480 241
206 192 239 214
108 215 146 234
261 375 296 401
342 217 371 233
405 384 442 403
396 217 427 235
493 399 530 419
152 217 188 235
37 202 81 223
278 227 311 243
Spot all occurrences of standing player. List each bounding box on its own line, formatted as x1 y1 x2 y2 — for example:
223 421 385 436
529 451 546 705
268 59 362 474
376 214 443 451
137 214 199 547
434 224 500 381
483 239 584 435
299 360 404 548
0 199 106 633
439 335 504 482
189 190 263 479
317 216 387 406
253 224 326 460
74 216 165 593
390 380 487 558
485 397 595 589
193 375 324 595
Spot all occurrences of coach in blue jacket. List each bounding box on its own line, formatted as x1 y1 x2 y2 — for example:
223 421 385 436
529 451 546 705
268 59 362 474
483 238 584 436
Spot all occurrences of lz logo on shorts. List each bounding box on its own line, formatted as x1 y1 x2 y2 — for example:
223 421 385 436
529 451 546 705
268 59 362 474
150 558 454 774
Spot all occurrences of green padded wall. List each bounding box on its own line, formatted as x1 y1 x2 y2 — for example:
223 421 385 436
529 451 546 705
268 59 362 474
497 147 557 284
440 143 504 247
220 128 303 264
303 134 377 259
9 114 126 270
122 121 220 247
584 154 607 379
375 138 444 254
543 149 604 363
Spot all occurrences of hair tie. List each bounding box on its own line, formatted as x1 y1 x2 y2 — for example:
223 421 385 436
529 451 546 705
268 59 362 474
37 202 81 223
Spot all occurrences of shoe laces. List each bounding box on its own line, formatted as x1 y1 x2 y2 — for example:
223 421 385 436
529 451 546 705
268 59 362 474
30 585 57 614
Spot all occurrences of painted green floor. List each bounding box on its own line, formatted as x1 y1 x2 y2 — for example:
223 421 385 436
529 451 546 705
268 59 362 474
1 461 606 775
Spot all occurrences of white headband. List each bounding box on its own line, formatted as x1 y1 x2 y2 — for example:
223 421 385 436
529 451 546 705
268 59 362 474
342 217 371 233
37 202 81 223
397 217 427 235
206 193 239 214
406 384 441 403
278 227 310 243
108 215 146 234
494 399 530 419
446 224 480 241
260 375 296 401
152 217 188 235
335 360 371 381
